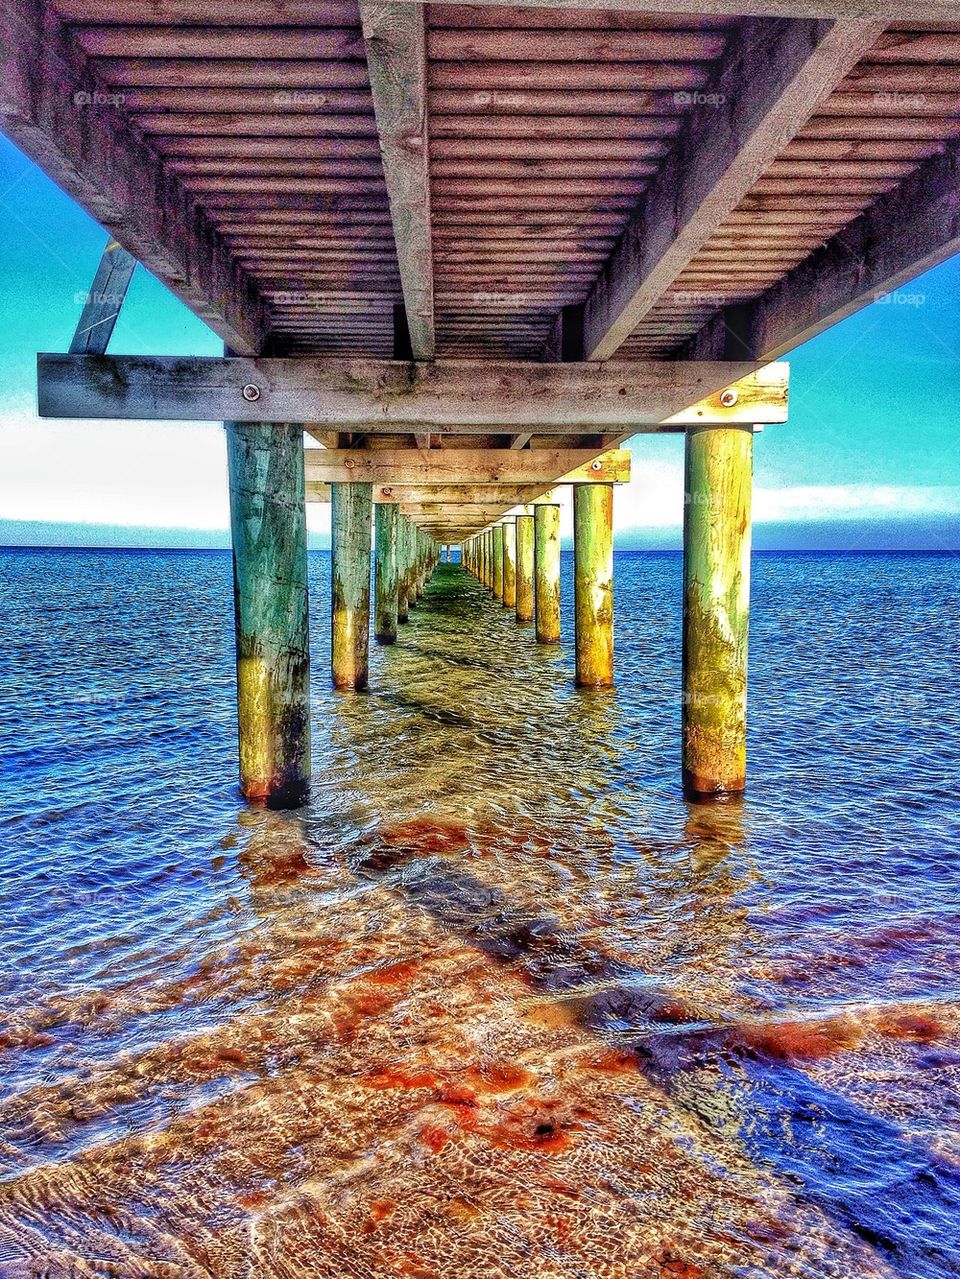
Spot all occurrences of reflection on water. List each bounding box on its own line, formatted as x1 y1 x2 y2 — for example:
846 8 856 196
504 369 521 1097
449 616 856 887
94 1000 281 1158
2 549 960 1276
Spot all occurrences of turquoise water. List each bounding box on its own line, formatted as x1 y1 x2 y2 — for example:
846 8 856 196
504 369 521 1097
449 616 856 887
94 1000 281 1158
1 548 959 1277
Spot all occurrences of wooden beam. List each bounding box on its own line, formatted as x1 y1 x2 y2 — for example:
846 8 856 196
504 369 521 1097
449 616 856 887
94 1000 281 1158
306 483 548 505
0 0 270 354
361 1 434 359
386 0 952 17
550 17 883 362
681 140 960 363
70 240 136 355
304 448 632 487
37 356 788 429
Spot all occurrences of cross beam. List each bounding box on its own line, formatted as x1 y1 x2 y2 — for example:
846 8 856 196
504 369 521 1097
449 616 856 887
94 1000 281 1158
37 356 788 429
303 448 632 486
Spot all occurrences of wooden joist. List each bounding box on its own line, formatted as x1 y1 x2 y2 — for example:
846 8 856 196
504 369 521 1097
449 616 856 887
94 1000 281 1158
547 16 884 362
36 356 788 428
361 1 434 359
682 138 960 361
0 0 270 354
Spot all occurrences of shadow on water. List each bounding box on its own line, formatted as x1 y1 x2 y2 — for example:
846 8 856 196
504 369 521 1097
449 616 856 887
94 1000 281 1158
294 795 960 1279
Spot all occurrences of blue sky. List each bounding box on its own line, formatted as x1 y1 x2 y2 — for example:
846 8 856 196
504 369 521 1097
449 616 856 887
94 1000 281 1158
0 133 958 550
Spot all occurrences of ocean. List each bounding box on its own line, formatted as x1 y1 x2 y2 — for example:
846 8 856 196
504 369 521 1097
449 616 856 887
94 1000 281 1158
1 547 959 1277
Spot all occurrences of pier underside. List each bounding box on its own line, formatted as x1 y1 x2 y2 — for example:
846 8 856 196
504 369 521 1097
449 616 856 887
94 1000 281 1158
3 0 958 801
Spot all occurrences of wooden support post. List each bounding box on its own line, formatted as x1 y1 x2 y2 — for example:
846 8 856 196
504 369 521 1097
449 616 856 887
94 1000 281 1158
573 484 614 687
502 518 517 609
331 482 372 690
682 426 753 799
481 530 490 587
492 524 505 600
515 512 535 624
374 501 399 646
226 421 310 807
534 502 562 644
398 517 411 623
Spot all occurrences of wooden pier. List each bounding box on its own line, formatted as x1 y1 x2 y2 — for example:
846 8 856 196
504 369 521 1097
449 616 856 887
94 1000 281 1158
3 0 958 805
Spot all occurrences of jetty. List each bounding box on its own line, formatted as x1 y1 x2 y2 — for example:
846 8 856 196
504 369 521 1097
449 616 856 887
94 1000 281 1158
2 0 957 805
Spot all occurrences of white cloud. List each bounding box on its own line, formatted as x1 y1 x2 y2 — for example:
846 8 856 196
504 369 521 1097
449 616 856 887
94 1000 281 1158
0 413 331 532
1 413 955 537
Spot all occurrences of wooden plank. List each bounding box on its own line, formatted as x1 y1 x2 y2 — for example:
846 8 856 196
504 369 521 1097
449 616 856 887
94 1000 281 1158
360 1 434 358
37 356 788 428
683 138 960 361
560 18 884 362
69 240 136 355
303 448 632 486
0 0 270 354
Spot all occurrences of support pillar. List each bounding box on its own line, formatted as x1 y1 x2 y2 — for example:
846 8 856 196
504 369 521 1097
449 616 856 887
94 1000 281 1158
573 483 614 687
534 501 561 644
374 501 399 645
397 516 410 622
682 426 753 799
502 518 517 608
492 523 504 599
483 530 491 587
515 510 534 623
226 421 310 807
331 481 372 690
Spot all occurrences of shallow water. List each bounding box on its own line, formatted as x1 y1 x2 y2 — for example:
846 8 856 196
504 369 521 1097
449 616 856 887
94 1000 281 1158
1 547 960 1278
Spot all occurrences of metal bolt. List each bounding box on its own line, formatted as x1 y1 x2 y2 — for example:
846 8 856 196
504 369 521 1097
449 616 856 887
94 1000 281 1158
242 383 261 402
720 387 738 408
591 460 602 471
345 458 355 469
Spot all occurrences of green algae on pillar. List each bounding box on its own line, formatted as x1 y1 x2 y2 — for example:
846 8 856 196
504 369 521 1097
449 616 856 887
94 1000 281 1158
492 523 505 599
534 501 562 644
515 511 534 623
397 517 411 623
374 502 399 645
573 484 614 687
682 426 753 800
502 518 517 608
331 482 372 690
226 421 310 807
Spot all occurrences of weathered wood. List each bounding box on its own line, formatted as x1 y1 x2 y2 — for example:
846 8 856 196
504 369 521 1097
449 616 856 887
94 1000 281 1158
573 485 614 687
515 512 535 624
360 1 434 358
534 501 561 644
492 523 504 600
374 500 399 644
421 0 955 14
560 17 883 361
331 482 372 689
70 241 136 355
397 515 411 622
682 427 753 799
225 421 310 806
502 518 517 609
683 139 960 361
0 0 269 354
37 356 788 428
304 448 631 487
